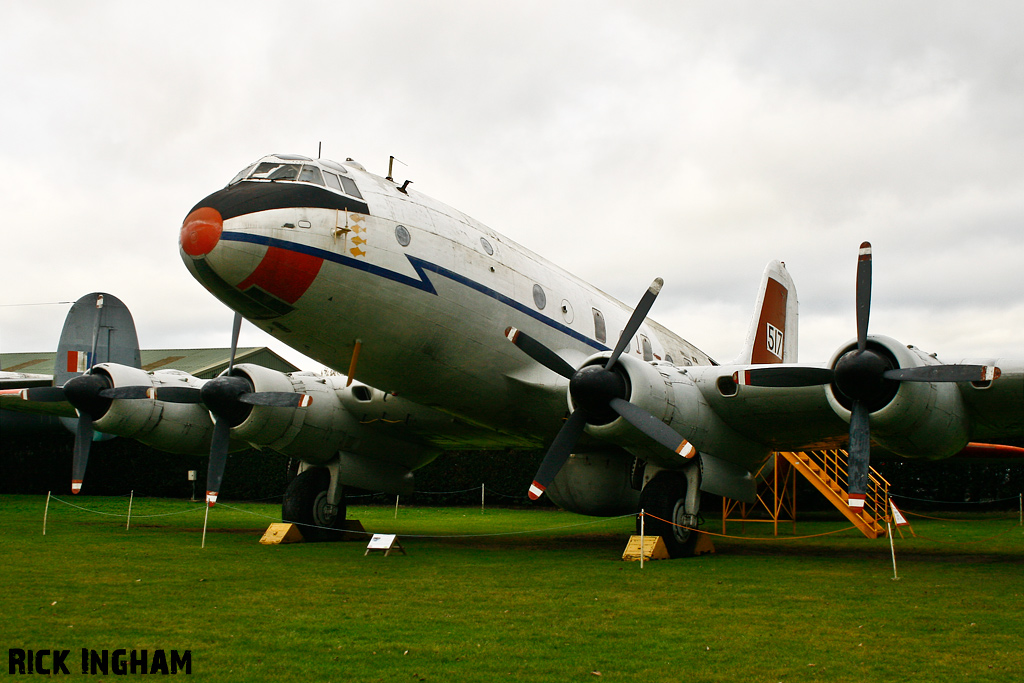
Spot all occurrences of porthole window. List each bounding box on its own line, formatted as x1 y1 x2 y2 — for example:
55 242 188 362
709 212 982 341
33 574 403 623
395 225 411 247
533 284 547 310
480 237 494 255
592 308 606 343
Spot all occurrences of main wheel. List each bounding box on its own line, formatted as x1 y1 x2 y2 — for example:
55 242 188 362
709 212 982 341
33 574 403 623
282 468 346 541
637 471 700 558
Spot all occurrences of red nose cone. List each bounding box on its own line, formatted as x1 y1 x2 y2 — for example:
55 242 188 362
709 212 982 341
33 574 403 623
180 207 223 257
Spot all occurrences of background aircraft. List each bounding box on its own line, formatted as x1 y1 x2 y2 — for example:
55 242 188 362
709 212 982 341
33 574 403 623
6 155 1021 556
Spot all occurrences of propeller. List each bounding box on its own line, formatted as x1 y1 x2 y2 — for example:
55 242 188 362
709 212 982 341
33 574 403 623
149 312 310 507
22 373 123 493
731 242 1001 508
506 278 695 500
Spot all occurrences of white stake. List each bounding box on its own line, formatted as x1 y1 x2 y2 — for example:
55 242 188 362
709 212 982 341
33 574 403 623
43 491 51 536
126 490 134 530
394 495 400 519
202 504 210 548
481 483 485 514
888 520 898 581
640 509 645 570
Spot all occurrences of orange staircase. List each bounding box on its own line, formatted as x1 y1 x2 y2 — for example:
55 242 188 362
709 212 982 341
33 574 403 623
722 449 889 539
778 449 888 538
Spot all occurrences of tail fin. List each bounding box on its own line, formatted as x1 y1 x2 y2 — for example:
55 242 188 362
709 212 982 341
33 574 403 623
54 293 142 386
733 261 798 365
55 293 142 445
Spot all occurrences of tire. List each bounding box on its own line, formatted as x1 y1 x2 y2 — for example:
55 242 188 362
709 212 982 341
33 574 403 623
636 471 700 558
282 468 346 541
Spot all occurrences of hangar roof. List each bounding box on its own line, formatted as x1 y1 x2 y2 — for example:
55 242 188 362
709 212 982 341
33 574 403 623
0 347 300 380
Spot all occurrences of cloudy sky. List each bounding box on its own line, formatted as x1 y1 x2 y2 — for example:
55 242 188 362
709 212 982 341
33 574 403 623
2 1 1021 371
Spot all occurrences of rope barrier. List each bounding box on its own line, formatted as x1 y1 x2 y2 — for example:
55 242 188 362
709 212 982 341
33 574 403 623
216 502 635 539
890 493 1020 504
898 509 1018 522
911 524 1020 545
47 496 208 519
641 511 861 541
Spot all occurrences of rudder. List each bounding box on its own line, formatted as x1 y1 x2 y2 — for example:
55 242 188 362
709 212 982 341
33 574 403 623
733 261 798 365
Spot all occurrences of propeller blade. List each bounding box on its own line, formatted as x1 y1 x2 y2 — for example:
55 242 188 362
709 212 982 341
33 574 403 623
847 400 871 509
238 392 311 408
227 311 242 372
504 327 576 379
205 419 232 507
22 386 68 402
100 386 151 400
733 366 835 387
606 277 663 370
149 386 204 403
609 397 695 458
71 413 94 494
855 241 872 353
528 410 588 500
883 365 1001 383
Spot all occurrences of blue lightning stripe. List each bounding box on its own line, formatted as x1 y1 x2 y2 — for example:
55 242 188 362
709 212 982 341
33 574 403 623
219 231 609 352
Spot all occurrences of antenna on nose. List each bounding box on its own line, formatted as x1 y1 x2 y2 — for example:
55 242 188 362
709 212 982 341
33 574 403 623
318 141 322 158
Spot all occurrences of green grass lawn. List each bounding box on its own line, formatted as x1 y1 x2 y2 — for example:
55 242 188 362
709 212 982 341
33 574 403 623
2 494 1022 682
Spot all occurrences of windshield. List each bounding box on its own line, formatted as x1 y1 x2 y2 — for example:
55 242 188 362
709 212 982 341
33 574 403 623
230 158 362 198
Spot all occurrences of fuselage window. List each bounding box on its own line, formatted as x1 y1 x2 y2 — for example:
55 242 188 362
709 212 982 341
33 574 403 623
323 172 343 192
298 165 325 185
592 308 606 344
641 335 654 361
395 225 411 247
339 175 363 199
533 284 547 310
480 237 494 255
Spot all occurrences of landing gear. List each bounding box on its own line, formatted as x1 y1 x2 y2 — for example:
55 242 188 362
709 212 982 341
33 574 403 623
637 471 700 558
282 467 347 541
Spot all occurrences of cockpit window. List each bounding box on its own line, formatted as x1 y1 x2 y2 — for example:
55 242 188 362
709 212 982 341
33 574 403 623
323 172 343 192
297 165 324 185
235 158 363 198
228 163 256 185
339 175 363 199
251 162 300 181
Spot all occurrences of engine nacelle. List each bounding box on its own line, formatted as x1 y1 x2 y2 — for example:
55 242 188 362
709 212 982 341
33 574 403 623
90 364 214 454
825 335 970 458
579 353 767 468
229 364 352 465
545 450 640 516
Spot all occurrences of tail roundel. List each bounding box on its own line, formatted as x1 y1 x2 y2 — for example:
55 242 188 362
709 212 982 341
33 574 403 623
733 261 799 365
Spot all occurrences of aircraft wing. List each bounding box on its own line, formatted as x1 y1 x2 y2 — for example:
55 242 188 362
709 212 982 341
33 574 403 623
688 364 851 452
688 355 1024 458
0 374 77 418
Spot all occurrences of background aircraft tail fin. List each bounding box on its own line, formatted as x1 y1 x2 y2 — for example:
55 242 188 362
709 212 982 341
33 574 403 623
732 261 798 365
54 293 142 385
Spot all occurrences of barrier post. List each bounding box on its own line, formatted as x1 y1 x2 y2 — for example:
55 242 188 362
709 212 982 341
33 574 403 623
481 483 485 514
640 510 645 570
394 495 400 519
202 504 210 548
126 490 134 530
43 491 51 536
1019 493 1022 527
888 520 899 581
